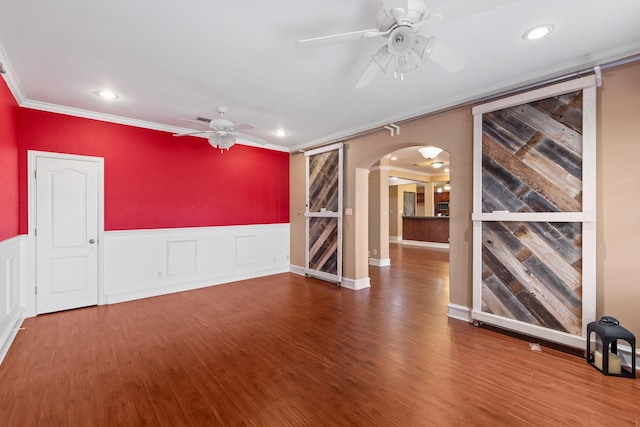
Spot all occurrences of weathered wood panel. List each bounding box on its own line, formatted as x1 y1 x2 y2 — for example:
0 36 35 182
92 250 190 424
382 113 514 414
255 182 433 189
309 151 339 212
482 90 583 213
309 217 338 274
308 150 340 276
481 221 582 335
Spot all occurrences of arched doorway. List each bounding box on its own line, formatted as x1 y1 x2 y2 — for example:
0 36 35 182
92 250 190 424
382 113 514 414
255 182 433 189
367 145 451 273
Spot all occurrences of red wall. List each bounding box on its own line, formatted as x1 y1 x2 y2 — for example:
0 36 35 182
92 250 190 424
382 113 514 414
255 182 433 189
0 78 19 242
18 109 289 232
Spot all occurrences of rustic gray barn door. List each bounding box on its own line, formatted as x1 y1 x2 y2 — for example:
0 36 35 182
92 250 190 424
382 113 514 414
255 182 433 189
305 143 343 284
471 76 597 348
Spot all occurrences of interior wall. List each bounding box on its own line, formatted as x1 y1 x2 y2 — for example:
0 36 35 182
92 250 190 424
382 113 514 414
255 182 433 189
287 61 640 339
597 61 640 337
388 186 399 238
18 108 290 232
0 77 19 242
289 152 306 269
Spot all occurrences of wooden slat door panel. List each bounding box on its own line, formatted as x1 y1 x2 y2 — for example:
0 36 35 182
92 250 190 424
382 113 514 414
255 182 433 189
305 143 343 284
471 76 597 348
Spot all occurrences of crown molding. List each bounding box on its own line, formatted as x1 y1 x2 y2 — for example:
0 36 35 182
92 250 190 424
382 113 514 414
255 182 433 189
389 166 432 178
0 43 26 104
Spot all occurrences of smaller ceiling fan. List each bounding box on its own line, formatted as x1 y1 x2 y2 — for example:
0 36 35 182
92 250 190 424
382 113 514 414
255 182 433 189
173 107 267 150
296 0 467 88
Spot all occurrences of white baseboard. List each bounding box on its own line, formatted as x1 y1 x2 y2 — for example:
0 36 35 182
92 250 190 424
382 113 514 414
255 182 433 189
341 277 371 290
448 304 472 322
0 312 24 365
290 265 371 291
0 235 26 365
105 266 289 304
103 223 290 304
389 236 401 242
402 240 450 250
290 264 305 276
369 258 391 267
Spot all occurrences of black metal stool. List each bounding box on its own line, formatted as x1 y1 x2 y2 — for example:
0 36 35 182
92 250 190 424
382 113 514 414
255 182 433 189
587 316 636 378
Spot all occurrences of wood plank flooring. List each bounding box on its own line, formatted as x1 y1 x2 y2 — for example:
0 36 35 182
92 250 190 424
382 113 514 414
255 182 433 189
1 245 638 426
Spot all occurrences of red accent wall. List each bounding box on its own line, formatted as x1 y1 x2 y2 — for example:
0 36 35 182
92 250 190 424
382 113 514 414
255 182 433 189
0 78 19 242
18 109 289 232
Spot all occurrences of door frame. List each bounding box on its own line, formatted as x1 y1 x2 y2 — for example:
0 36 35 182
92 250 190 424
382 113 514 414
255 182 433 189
27 150 105 316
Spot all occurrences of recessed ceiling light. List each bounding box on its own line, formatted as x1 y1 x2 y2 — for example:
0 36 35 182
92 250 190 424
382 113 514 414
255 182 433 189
444 168 450 173
431 161 444 169
390 156 398 161
96 90 118 100
523 24 554 41
273 129 287 137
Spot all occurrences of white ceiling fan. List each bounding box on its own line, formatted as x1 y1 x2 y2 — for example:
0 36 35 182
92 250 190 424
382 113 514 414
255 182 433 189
173 107 267 150
296 0 468 88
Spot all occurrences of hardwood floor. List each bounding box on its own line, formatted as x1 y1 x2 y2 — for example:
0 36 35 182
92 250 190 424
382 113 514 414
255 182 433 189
1 244 638 426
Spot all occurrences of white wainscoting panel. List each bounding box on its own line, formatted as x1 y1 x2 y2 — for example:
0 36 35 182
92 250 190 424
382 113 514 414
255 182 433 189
104 224 290 304
0 235 26 365
167 240 197 276
235 235 257 265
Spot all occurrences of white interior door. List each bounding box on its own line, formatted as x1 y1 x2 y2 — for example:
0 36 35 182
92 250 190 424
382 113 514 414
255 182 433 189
35 155 100 314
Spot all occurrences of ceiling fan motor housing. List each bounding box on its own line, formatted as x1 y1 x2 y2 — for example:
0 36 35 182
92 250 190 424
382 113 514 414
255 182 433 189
209 118 234 131
377 0 428 31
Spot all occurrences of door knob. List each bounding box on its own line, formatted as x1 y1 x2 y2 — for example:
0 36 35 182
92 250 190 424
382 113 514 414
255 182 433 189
89 239 96 244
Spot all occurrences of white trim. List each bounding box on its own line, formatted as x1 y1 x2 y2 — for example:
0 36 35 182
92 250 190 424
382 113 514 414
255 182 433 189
27 151 106 315
0 235 26 366
369 258 391 267
471 77 597 347
617 344 640 373
304 142 344 157
387 166 432 178
0 314 23 366
19 101 291 153
341 277 371 291
401 240 450 250
448 304 472 322
0 43 26 103
105 265 288 305
472 310 586 349
472 212 594 223
103 224 290 303
369 165 391 172
389 236 401 242
289 264 306 276
471 75 597 115
304 143 344 284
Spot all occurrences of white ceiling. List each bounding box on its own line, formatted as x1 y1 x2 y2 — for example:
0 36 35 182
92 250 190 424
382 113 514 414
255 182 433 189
1 0 639 163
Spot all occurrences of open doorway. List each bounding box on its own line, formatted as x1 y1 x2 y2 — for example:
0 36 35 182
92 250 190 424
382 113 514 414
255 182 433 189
368 146 451 271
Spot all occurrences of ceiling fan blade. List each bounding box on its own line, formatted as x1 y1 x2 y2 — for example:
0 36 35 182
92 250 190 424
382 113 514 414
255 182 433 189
355 59 381 89
180 118 211 128
233 132 268 145
173 130 211 137
296 28 379 48
412 13 444 31
429 39 468 73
